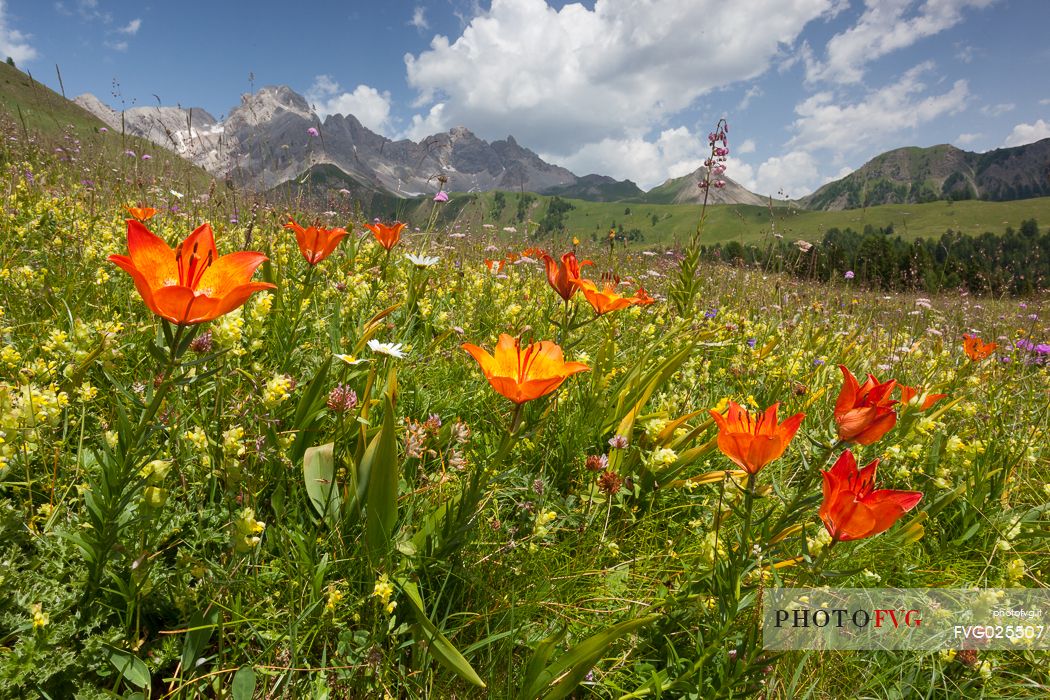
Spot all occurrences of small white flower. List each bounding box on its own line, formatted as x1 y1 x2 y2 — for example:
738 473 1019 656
405 253 440 268
169 189 184 199
334 354 369 366
367 340 406 359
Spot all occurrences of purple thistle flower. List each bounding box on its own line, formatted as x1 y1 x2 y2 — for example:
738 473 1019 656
844 270 855 280
141 154 152 161
307 127 319 137
433 190 449 202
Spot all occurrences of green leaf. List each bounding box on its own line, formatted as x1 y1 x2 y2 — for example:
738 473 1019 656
522 627 567 698
104 644 151 689
364 392 399 559
180 606 219 677
289 357 332 463
399 580 486 689
231 666 257 700
303 442 340 526
522 614 659 700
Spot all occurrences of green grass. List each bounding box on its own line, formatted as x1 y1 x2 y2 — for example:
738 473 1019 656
424 190 1050 250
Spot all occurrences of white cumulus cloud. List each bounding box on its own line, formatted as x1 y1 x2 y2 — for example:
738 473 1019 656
1003 120 1050 148
118 18 141 35
788 62 968 156
306 75 392 134
979 102 1014 117
737 150 822 200
542 127 707 190
806 0 997 84
411 6 428 31
404 0 838 174
0 0 37 64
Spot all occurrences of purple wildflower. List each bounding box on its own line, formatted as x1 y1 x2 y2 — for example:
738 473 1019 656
307 127 319 137
433 190 449 202
844 270 855 280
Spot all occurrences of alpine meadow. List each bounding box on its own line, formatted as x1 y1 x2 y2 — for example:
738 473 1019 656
1 2 1049 699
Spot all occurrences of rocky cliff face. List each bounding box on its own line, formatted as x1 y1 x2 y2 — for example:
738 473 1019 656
75 86 583 197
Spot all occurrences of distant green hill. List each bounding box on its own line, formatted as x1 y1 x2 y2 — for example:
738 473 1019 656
801 140 1050 210
420 190 1050 249
541 174 644 201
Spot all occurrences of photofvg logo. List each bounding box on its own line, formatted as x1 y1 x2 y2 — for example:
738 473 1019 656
763 588 1049 651
774 605 922 631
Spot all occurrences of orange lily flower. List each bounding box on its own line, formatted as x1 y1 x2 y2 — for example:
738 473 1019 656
834 365 898 445
461 334 589 404
899 385 947 411
575 274 637 315
125 205 158 221
364 221 406 251
485 258 505 274
632 287 656 306
109 219 275 325
542 251 591 301
708 401 804 474
284 218 348 265
819 449 922 542
962 334 997 361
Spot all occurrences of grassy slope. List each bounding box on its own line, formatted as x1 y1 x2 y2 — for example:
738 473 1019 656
434 190 1050 248
0 61 213 191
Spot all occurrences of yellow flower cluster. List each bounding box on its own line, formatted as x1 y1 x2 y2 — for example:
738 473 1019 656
262 374 294 409
232 507 266 552
372 573 397 614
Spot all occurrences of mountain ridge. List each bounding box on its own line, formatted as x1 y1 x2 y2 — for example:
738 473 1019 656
801 140 1050 210
74 85 763 203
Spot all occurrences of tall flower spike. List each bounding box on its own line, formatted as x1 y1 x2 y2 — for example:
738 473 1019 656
109 219 275 325
819 449 922 542
834 365 898 445
364 221 406 251
461 334 589 404
285 218 348 266
708 401 805 474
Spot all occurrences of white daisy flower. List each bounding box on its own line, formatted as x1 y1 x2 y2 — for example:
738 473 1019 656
405 253 440 268
334 354 369 366
367 340 406 359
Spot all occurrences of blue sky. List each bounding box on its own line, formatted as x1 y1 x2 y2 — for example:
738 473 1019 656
2 0 1049 196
